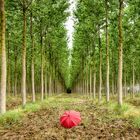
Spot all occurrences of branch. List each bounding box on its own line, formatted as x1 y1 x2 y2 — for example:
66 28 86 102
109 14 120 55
18 0 23 8
25 0 33 11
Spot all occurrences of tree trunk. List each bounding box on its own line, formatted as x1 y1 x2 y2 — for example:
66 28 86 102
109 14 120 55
41 35 44 101
124 70 127 97
89 65 92 96
49 74 52 96
111 44 114 95
93 71 96 99
0 0 6 114
21 6 27 107
7 32 11 96
98 27 102 102
112 73 114 96
30 11 35 102
105 0 109 102
82 78 84 94
44 72 47 97
132 62 135 98
118 0 123 106
14 45 17 96
85 79 86 94
86 72 88 95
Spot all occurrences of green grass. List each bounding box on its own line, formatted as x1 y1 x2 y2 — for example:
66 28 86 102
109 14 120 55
0 97 51 127
0 109 23 126
113 103 129 114
23 103 41 112
95 98 140 128
133 116 140 128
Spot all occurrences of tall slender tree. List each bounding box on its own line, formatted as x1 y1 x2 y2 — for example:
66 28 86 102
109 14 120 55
118 0 124 105
105 0 110 102
30 10 35 102
21 0 32 107
0 0 6 114
98 27 102 102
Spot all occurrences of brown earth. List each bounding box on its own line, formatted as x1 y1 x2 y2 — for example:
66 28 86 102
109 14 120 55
0 96 140 140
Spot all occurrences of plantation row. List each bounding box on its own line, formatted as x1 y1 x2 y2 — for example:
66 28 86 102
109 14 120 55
70 0 140 105
0 0 69 114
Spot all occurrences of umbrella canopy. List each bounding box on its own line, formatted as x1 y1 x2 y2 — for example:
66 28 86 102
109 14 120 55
60 110 81 128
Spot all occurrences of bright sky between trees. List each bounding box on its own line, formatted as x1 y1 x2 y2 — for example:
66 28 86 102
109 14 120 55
65 0 76 49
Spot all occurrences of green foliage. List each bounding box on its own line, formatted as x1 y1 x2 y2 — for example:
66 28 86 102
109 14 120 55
114 104 129 115
69 0 140 96
133 117 140 128
5 0 70 94
23 103 41 112
0 109 23 126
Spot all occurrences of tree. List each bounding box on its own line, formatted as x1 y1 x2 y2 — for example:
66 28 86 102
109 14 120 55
98 27 102 102
0 0 6 114
105 0 110 102
118 0 124 106
30 9 35 102
21 0 32 107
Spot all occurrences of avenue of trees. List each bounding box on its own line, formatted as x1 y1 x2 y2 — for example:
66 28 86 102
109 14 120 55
0 0 140 114
70 0 140 105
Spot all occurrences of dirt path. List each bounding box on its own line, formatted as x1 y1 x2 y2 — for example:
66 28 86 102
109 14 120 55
0 95 140 140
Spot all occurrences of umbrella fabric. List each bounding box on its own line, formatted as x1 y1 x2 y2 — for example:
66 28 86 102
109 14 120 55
60 110 81 128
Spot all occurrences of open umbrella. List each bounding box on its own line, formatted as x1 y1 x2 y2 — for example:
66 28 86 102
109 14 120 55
60 110 81 128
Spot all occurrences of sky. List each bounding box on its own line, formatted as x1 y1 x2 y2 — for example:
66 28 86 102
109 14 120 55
65 0 76 49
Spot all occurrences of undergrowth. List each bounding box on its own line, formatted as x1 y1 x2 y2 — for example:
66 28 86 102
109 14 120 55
0 94 83 127
0 94 140 128
98 99 140 128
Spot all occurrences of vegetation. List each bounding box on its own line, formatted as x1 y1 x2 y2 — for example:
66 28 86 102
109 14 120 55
0 94 140 139
0 0 139 139
0 0 70 114
70 0 140 105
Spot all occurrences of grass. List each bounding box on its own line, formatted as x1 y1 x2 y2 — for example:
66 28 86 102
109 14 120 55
96 98 140 128
0 97 52 127
0 109 23 126
133 116 140 128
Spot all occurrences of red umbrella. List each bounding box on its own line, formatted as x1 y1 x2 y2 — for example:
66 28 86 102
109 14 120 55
60 110 81 129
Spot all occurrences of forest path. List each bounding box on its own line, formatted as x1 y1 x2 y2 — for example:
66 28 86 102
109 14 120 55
0 94 140 140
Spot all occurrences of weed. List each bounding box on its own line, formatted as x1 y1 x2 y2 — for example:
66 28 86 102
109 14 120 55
133 116 140 128
0 109 23 126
